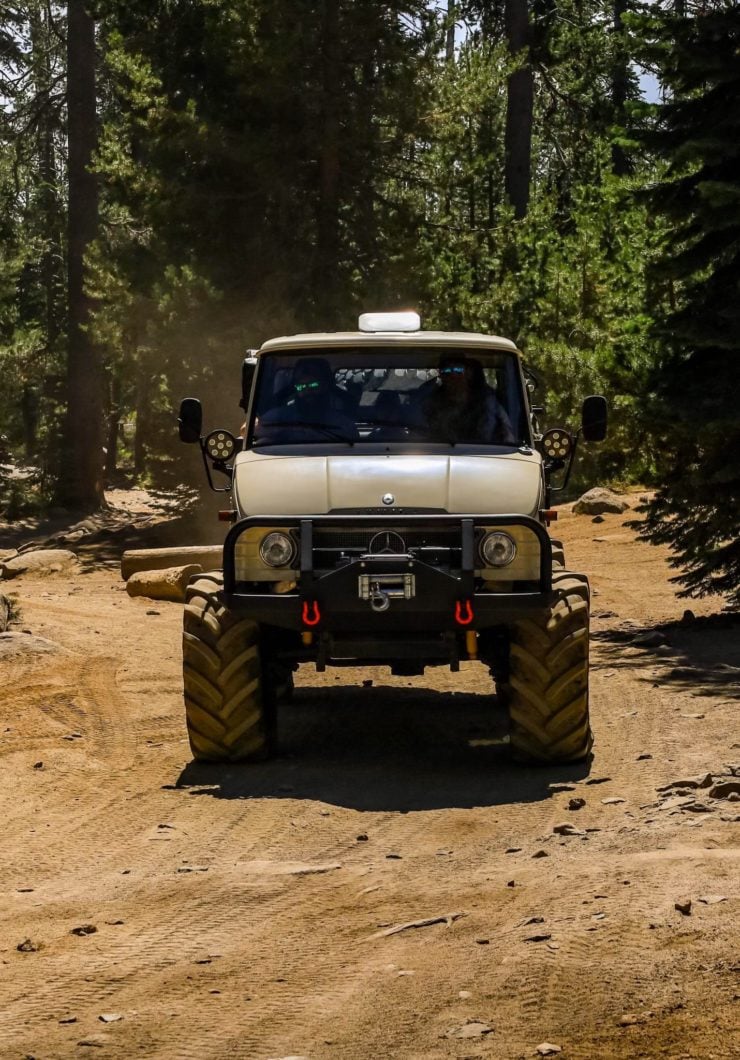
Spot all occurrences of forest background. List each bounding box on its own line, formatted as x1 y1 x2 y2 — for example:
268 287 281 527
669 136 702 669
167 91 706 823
1 0 738 604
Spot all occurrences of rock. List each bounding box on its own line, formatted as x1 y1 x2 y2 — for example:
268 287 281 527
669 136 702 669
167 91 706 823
674 897 692 916
618 1013 640 1027
631 631 668 647
356 833 369 842
682 609 696 622
0 632 61 658
585 776 612 785
70 923 98 936
532 849 549 858
573 488 629 516
446 1020 493 1039
568 798 586 811
553 823 584 835
591 515 605 523
657 774 714 792
98 1014 122 1023
125 564 203 603
17 938 41 952
524 932 552 943
708 780 740 799
637 753 653 760
1 549 80 579
549 782 576 792
535 1045 562 1057
601 797 626 805
506 847 522 853
698 895 727 905
0 548 19 563
458 990 473 999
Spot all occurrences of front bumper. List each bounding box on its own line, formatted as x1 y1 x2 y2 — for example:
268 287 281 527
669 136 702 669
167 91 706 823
222 514 552 632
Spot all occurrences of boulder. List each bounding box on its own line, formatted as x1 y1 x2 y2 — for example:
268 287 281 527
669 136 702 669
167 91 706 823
573 488 630 516
0 593 10 632
1 549 80 580
125 564 203 603
0 632 62 658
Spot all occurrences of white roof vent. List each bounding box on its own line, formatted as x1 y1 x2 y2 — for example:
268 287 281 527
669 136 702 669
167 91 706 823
358 310 421 333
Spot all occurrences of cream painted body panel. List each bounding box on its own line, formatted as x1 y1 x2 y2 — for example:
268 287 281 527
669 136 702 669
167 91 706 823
232 450 544 518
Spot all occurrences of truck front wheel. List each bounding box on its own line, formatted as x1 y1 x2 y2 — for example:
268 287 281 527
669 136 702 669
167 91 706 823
182 573 276 762
507 571 592 763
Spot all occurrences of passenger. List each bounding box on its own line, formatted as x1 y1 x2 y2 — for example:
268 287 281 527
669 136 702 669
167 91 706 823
423 355 516 444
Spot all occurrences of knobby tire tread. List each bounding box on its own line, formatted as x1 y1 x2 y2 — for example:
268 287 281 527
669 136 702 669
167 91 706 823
183 573 271 762
507 569 593 763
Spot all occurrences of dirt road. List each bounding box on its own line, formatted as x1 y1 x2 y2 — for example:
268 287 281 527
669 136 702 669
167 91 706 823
1 496 738 1059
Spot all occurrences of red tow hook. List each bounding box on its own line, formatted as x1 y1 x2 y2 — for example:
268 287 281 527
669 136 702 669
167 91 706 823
302 600 321 627
455 599 474 626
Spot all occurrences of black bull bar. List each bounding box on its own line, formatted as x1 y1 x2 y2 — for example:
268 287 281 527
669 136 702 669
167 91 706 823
222 514 553 632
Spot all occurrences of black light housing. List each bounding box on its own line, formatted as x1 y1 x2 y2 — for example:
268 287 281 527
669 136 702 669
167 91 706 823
205 430 238 463
541 428 573 460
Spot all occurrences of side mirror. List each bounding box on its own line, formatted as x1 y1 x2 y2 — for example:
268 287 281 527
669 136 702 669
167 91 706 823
581 395 608 442
178 397 203 444
240 355 258 411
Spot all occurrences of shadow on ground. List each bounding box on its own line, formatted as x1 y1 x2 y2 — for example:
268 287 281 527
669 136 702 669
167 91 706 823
176 684 591 812
593 612 740 699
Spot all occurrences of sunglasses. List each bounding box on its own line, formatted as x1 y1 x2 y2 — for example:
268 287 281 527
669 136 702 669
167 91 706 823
294 380 321 392
440 365 466 376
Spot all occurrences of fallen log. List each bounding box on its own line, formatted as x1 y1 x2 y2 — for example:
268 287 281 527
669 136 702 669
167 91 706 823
363 912 465 941
125 564 203 603
121 546 222 581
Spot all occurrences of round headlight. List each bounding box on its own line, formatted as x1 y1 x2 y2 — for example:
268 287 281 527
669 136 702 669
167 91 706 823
205 429 237 462
481 531 517 568
541 428 573 460
259 532 296 568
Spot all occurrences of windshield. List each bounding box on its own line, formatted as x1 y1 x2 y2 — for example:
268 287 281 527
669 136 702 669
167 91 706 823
249 346 528 449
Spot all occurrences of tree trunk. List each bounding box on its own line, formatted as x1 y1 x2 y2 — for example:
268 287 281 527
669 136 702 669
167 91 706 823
29 5 63 462
611 0 632 176
62 0 104 507
504 0 533 220
315 0 341 327
446 0 456 64
105 370 121 481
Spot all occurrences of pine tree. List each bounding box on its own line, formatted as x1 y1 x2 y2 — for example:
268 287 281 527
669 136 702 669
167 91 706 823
636 4 740 603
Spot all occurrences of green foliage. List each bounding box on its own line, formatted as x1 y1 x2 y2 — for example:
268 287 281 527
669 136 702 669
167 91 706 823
630 4 740 603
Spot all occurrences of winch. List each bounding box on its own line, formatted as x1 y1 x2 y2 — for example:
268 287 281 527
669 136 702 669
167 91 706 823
358 573 416 612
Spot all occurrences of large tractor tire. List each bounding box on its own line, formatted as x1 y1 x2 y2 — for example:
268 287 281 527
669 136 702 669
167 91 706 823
183 573 275 762
506 570 592 763
550 537 566 569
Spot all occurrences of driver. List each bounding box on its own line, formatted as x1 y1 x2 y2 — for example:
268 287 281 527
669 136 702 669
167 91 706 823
257 357 358 441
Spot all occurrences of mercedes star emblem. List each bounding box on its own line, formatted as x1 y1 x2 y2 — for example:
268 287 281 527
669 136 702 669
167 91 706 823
382 493 395 506
369 531 406 555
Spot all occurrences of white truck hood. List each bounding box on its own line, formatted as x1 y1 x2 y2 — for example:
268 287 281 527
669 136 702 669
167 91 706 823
233 450 543 517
